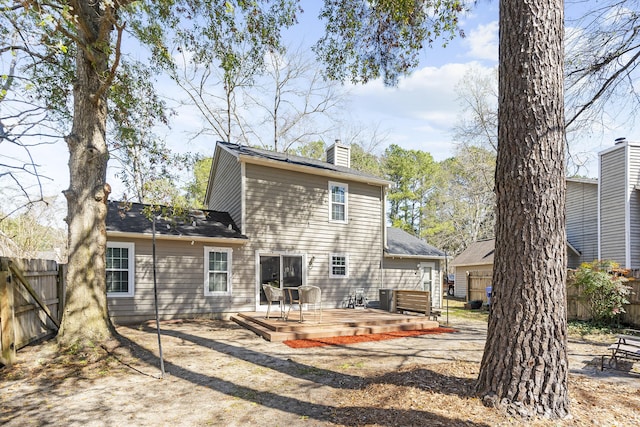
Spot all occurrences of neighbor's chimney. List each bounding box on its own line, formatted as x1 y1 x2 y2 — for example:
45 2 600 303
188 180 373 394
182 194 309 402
326 139 351 168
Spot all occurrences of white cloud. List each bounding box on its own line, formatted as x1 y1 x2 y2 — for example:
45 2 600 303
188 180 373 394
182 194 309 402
463 21 499 61
341 60 498 163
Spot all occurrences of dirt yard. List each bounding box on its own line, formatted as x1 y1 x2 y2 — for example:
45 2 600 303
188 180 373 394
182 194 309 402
1 315 638 426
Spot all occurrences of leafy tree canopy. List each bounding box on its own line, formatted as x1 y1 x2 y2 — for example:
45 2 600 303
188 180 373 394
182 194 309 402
314 0 467 85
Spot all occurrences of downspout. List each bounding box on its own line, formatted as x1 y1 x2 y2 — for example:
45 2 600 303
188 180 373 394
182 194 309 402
380 185 386 290
241 161 246 235
597 150 602 261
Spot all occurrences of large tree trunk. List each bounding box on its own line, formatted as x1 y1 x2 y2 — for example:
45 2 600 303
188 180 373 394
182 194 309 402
57 2 114 348
476 0 569 419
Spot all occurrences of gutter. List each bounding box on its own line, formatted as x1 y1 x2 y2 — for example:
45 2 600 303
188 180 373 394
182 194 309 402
107 231 249 245
384 253 448 260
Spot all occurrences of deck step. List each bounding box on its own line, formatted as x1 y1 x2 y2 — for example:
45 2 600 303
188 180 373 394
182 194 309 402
230 315 292 341
232 309 439 342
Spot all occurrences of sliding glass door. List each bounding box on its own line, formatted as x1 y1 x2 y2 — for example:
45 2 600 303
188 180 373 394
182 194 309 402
258 254 304 306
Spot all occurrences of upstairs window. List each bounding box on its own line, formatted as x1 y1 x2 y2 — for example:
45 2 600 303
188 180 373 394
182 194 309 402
329 181 348 223
330 253 349 278
106 242 135 297
205 247 232 295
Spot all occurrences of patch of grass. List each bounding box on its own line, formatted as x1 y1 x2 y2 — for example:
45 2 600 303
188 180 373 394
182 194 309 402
567 320 622 342
443 300 490 322
252 366 268 375
337 361 365 370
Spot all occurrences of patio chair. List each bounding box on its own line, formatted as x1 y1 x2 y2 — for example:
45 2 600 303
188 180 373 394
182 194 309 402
262 283 284 319
298 285 322 323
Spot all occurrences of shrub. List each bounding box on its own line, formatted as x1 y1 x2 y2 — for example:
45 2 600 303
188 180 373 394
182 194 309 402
569 260 633 325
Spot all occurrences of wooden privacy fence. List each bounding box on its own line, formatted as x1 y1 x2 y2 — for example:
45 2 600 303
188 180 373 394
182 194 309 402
567 279 640 326
1 257 64 365
467 269 640 326
467 271 493 303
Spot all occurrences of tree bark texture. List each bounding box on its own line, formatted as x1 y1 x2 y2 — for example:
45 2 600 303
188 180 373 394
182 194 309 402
476 0 569 419
58 1 114 348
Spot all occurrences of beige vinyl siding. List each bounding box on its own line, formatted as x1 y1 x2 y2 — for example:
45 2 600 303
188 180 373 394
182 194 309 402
629 144 640 268
243 163 384 307
107 238 251 324
382 258 442 306
566 180 598 267
600 146 628 264
326 144 351 167
382 258 427 290
334 146 351 167
208 149 242 230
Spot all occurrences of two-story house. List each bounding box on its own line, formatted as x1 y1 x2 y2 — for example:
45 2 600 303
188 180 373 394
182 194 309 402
106 141 446 324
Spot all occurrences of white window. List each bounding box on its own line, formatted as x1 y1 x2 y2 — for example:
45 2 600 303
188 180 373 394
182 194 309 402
329 181 348 223
106 242 135 297
204 247 232 295
329 253 349 278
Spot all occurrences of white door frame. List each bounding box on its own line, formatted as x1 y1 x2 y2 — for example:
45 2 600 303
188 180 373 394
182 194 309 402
255 251 306 311
418 262 441 309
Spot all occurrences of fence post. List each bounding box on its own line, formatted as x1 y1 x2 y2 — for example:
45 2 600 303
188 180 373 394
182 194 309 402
466 271 471 302
57 263 65 322
1 261 16 366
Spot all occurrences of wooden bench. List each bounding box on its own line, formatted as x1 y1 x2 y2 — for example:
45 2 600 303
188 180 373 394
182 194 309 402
601 334 640 370
395 290 431 317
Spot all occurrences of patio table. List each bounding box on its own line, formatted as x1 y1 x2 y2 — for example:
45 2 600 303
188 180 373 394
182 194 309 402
283 286 300 322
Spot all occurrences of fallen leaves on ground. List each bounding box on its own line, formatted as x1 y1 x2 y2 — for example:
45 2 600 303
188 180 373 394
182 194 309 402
329 361 640 426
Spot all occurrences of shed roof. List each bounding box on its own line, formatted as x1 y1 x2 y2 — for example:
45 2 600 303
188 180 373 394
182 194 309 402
452 239 495 267
106 201 247 242
385 227 446 258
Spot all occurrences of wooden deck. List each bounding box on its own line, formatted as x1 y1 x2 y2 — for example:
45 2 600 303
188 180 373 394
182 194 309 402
231 308 439 342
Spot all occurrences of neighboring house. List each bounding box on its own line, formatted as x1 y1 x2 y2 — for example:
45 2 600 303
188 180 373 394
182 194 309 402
566 177 598 267
450 239 494 300
106 141 446 323
598 139 640 267
451 138 640 299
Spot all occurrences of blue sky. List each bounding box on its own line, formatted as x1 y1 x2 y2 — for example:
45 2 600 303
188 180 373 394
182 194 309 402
280 1 501 161
4 0 636 210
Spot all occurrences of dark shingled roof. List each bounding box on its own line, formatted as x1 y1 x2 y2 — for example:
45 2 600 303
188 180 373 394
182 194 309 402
106 201 247 241
385 227 446 258
451 239 495 266
218 141 389 183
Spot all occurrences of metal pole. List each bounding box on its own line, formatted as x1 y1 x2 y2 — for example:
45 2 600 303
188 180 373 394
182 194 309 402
152 216 165 378
445 251 449 326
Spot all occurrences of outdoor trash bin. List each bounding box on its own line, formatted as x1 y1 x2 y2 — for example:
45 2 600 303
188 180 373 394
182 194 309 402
379 289 394 312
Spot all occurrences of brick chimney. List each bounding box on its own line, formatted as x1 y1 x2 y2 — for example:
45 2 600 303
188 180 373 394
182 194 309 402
326 139 351 168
